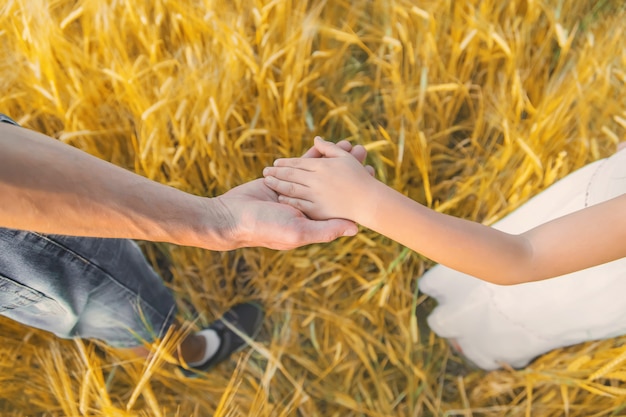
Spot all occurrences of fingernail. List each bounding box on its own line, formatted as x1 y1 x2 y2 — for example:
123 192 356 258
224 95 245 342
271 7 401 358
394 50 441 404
262 167 268 176
342 227 357 237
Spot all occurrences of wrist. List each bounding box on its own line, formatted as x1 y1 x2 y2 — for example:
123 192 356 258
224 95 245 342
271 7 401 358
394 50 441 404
166 195 237 251
350 176 384 227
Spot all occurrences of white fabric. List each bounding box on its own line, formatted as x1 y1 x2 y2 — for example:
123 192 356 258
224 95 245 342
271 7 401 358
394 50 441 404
419 148 626 370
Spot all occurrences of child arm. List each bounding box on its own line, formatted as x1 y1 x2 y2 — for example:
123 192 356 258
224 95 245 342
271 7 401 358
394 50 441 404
263 137 626 284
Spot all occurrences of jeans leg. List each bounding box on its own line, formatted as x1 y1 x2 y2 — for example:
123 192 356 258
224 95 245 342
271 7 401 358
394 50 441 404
0 227 177 348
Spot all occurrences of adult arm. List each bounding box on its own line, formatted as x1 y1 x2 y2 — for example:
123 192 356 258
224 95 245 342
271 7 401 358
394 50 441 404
263 137 626 284
0 123 363 250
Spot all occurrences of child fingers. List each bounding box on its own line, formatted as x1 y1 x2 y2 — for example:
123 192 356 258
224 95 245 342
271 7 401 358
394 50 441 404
276 195 314 215
301 147 321 158
263 165 311 185
273 157 315 170
263 175 309 199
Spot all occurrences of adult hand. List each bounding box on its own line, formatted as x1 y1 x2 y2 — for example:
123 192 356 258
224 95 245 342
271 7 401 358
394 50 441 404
215 178 354 250
214 139 369 250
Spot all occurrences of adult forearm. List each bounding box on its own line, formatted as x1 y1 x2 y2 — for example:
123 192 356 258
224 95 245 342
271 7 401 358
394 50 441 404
0 123 231 249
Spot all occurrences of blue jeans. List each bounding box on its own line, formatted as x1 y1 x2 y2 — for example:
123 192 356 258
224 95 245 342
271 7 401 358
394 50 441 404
0 228 177 347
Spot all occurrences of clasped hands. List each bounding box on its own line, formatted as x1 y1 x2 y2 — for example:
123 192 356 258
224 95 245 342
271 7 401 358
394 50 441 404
217 137 374 250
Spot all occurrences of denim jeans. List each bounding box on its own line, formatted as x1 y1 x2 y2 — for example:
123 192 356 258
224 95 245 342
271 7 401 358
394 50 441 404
0 228 177 347
1 113 176 347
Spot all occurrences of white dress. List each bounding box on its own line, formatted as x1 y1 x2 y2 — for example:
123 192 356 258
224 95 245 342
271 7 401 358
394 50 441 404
418 148 626 370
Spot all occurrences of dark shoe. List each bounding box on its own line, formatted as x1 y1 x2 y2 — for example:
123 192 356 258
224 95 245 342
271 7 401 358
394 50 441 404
179 301 264 377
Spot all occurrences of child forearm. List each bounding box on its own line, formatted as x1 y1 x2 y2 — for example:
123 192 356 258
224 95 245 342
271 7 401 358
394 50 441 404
358 181 535 285
263 138 626 281
360 182 626 284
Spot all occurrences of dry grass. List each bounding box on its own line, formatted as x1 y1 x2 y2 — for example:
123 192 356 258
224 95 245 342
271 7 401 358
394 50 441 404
1 0 626 415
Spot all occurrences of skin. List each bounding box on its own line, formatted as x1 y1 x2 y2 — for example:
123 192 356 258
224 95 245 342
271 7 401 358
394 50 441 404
263 136 626 286
0 123 370 363
0 123 368 250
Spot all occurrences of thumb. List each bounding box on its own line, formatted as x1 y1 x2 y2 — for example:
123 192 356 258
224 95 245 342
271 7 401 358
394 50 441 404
313 136 351 158
313 219 358 243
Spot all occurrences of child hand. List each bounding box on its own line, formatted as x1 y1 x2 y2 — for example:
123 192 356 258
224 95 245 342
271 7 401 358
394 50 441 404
302 137 375 177
263 137 378 222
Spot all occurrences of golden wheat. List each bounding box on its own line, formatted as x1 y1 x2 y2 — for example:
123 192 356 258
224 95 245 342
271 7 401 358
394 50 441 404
1 0 625 415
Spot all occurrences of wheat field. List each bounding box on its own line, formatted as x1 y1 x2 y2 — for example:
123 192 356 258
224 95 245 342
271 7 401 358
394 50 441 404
1 0 626 415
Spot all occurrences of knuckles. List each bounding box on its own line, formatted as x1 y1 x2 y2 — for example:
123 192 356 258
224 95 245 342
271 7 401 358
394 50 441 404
287 182 298 196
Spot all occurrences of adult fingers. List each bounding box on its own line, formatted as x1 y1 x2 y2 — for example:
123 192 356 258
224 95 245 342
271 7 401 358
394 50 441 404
312 136 351 158
349 144 367 164
308 218 358 240
285 218 357 248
